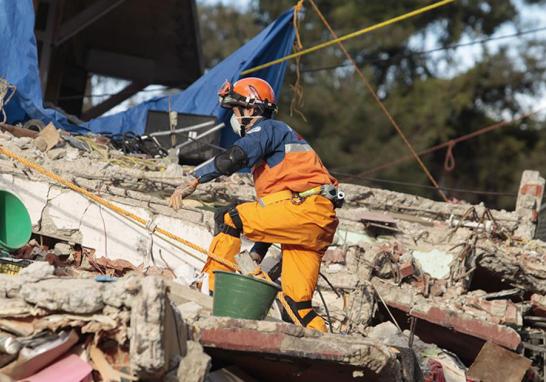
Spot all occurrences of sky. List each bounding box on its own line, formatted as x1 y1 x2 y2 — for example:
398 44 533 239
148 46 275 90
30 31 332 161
91 0 546 117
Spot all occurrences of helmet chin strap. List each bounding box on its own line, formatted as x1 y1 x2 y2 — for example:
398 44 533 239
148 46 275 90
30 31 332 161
230 113 262 137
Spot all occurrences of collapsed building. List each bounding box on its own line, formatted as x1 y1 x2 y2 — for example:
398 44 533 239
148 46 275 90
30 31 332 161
0 122 545 381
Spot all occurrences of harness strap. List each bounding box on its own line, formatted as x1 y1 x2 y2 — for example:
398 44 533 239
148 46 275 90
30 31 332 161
257 190 293 207
220 224 241 238
284 295 319 327
228 208 243 230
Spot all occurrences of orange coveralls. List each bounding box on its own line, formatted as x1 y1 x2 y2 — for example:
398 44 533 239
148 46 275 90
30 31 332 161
195 118 338 331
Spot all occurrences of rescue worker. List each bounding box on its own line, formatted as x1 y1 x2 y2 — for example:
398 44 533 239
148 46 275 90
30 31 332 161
169 77 341 332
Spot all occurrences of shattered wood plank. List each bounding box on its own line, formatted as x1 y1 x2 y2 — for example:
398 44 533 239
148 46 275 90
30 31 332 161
90 345 137 381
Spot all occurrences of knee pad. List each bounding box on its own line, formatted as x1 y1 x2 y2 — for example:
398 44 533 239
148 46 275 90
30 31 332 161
213 204 243 238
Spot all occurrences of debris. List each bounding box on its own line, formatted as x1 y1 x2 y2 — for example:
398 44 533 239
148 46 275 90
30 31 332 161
32 123 61 152
0 123 39 139
1 330 79 379
206 367 258 382
89 345 136 382
129 276 184 379
53 243 72 257
412 249 453 279
20 278 105 314
0 128 545 380
176 341 211 382
22 354 93 382
425 355 467 382
235 250 264 276
358 210 400 236
19 262 54 282
95 274 117 283
0 334 20 355
468 341 532 382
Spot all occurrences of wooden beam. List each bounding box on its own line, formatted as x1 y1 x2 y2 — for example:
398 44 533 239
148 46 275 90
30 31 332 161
55 0 126 46
38 0 61 95
80 81 147 121
85 49 155 83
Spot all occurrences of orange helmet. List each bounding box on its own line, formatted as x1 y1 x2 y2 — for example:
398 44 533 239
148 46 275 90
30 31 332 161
218 77 277 115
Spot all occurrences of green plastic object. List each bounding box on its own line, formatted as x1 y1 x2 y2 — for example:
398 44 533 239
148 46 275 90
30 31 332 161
212 270 281 320
0 190 32 251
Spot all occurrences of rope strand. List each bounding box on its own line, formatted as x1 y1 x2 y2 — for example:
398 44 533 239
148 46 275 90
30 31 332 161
357 107 546 176
308 0 449 202
241 0 455 75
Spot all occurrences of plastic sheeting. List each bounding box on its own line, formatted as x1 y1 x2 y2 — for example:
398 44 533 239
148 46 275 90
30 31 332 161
0 0 296 147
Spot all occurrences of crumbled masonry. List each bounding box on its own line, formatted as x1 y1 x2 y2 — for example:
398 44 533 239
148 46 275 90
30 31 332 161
1 126 546 380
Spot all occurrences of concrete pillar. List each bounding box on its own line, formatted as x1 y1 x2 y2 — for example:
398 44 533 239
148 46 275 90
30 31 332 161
514 170 545 240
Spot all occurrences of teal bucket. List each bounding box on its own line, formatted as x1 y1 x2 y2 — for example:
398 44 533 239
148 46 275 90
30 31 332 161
0 190 32 251
212 270 281 320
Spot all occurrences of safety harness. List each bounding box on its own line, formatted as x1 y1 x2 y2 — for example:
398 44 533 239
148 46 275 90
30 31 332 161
214 205 243 238
214 184 343 329
257 184 345 208
284 295 319 327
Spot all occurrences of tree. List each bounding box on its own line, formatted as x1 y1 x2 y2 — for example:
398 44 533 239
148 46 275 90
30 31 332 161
198 0 546 209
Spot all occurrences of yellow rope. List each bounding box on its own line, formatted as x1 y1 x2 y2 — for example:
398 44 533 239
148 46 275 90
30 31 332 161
0 144 236 270
308 0 450 203
0 144 309 327
241 0 455 76
289 0 307 121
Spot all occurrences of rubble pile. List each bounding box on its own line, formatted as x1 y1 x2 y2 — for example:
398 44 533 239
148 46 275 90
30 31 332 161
1 123 546 381
0 261 209 380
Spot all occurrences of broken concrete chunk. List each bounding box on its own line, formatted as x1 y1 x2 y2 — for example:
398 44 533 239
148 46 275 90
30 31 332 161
367 321 401 342
129 276 170 379
53 243 72 257
102 275 141 309
177 301 203 324
176 341 211 382
0 275 23 299
19 262 54 282
0 298 46 317
412 249 453 279
20 278 104 314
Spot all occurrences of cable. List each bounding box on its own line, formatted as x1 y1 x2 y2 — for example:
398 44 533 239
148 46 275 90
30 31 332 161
302 25 546 73
309 0 449 202
241 0 455 75
317 287 334 333
319 272 341 298
331 171 518 197
356 106 546 177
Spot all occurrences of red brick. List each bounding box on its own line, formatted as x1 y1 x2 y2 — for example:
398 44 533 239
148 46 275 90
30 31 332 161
199 327 285 353
399 262 414 279
322 248 346 264
410 305 521 350
195 318 395 365
531 294 546 317
520 184 544 197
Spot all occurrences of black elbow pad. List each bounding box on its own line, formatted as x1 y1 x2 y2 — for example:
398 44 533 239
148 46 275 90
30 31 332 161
214 145 248 175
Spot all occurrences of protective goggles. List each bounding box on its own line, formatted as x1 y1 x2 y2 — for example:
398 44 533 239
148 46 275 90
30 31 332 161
217 81 277 113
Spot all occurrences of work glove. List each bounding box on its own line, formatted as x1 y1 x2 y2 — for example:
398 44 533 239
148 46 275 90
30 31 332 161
169 176 199 210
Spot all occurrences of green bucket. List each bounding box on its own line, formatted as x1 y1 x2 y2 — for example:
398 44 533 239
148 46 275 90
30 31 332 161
212 270 281 320
0 190 32 251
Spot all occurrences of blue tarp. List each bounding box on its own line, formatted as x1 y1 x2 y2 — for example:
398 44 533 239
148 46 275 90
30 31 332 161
0 0 296 147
